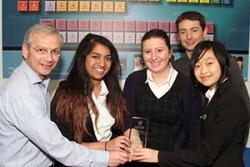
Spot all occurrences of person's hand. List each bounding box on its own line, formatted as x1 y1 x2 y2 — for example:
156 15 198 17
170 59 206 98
131 148 159 163
130 135 143 150
106 136 130 152
128 136 143 162
108 150 129 167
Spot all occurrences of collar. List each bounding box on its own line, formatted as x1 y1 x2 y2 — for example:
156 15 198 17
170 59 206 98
183 52 191 61
145 64 177 86
205 88 216 103
99 80 109 96
21 61 50 88
91 80 109 105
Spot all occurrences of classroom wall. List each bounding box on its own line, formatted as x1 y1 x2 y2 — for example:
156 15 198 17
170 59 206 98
0 0 250 165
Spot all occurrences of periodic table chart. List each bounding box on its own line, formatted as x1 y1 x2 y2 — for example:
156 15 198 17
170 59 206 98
2 0 250 80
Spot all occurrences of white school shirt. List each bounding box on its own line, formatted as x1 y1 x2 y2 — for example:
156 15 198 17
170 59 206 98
145 65 178 99
205 79 228 103
90 80 115 141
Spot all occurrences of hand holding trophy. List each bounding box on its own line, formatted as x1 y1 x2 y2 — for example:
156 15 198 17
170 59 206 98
128 116 149 156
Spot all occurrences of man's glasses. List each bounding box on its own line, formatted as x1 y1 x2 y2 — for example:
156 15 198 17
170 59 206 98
29 45 61 56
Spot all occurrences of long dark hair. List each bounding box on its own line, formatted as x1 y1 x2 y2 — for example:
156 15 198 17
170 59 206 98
190 40 230 92
54 33 127 142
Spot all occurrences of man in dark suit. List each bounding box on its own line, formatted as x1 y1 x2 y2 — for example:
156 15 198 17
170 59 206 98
172 11 250 114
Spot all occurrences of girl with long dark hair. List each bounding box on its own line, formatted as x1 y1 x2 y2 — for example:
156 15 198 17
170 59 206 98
51 34 135 166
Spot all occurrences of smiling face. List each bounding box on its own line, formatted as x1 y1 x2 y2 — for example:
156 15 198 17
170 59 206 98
22 32 61 80
194 49 221 90
142 37 172 75
85 43 112 83
178 20 207 58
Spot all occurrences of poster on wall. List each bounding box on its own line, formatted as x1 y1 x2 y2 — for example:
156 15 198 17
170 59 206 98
3 1 250 79
231 54 248 81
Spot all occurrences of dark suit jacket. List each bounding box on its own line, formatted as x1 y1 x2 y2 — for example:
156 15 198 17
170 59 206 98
158 79 250 167
172 53 250 116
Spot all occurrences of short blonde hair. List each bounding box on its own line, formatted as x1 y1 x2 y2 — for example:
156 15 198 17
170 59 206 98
23 24 63 48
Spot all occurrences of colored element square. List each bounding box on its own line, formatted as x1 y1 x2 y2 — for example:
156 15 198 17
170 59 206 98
40 19 55 27
188 0 199 3
102 20 113 31
221 0 232 5
206 23 215 34
56 19 67 31
103 1 114 12
125 32 135 44
79 20 90 31
79 1 90 12
199 0 210 3
147 21 158 31
67 31 78 43
136 21 147 32
68 1 79 12
113 32 124 44
67 19 78 31
45 1 56 12
125 20 135 32
90 20 101 31
113 20 124 32
91 1 102 12
114 1 126 13
56 1 67 12
166 0 176 2
18 1 28 12
210 0 220 4
29 1 40 12
177 0 187 2
101 32 113 42
159 21 170 32
149 0 160 2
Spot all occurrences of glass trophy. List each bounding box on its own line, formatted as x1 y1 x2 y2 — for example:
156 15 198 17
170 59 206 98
129 116 149 148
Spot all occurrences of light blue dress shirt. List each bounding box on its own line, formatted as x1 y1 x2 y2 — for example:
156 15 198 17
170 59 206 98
0 61 109 167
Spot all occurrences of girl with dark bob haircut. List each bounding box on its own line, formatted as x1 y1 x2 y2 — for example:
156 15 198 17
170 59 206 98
190 40 230 92
131 40 249 167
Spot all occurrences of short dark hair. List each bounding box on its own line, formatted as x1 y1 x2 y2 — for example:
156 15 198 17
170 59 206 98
141 29 171 51
176 11 206 33
234 56 243 62
190 40 230 90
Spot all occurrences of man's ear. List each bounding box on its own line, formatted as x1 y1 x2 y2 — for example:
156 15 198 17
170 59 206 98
176 33 180 41
203 27 208 39
22 44 29 59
